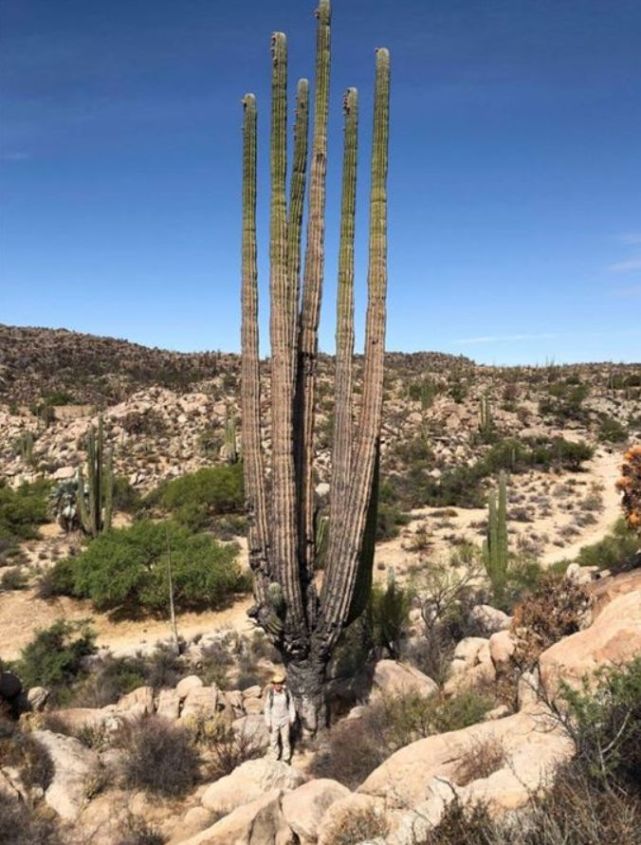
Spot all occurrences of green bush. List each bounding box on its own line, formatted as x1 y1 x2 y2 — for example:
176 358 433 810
0 479 50 561
573 519 640 573
50 520 246 615
368 578 412 658
13 620 96 693
148 465 244 530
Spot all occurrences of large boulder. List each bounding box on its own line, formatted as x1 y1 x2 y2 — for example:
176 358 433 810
233 715 270 751
444 637 495 695
372 660 437 699
32 730 100 820
317 793 387 845
181 686 220 722
177 675 204 699
540 589 641 698
201 757 306 816
469 605 512 635
282 779 351 843
116 685 155 718
157 688 181 720
179 790 294 844
358 710 573 813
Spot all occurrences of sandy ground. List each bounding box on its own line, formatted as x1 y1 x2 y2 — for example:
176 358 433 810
0 448 625 662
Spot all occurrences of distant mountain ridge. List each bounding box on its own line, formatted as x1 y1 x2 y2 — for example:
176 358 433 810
0 324 472 406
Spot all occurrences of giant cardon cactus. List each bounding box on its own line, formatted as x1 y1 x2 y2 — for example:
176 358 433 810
240 0 390 730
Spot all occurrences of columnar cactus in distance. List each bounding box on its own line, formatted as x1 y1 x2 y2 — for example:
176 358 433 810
77 416 113 538
240 0 390 730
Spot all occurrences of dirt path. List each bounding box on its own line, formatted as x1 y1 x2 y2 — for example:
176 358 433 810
0 591 255 661
541 448 622 567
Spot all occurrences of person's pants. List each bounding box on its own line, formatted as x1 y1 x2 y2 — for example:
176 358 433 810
269 723 291 763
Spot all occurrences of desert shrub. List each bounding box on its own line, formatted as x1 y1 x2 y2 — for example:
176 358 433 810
538 381 590 423
71 646 186 707
116 814 165 845
323 804 389 845
411 438 594 510
189 715 263 781
0 791 61 845
572 519 640 573
119 716 200 797
618 445 641 535
0 718 54 791
0 479 50 561
598 415 628 444
147 465 244 530
51 520 246 615
13 620 96 695
375 500 410 541
426 662 641 843
112 476 143 514
367 577 412 658
311 689 493 788
511 573 591 669
454 737 507 786
405 558 485 684
0 567 28 591
563 657 641 792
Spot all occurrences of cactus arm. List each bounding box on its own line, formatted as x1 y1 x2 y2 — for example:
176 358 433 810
269 32 306 647
240 92 271 606
328 87 358 573
346 443 379 626
288 78 310 361
318 47 390 651
104 446 113 532
294 0 332 582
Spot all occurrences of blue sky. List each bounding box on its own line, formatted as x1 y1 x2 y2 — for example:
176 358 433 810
1 0 639 365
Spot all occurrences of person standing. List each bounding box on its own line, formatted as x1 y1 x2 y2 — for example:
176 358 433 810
263 670 296 763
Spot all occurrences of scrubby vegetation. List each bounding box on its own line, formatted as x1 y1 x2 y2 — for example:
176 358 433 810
567 518 640 573
145 465 244 531
0 479 49 563
118 716 201 797
422 658 641 844
311 688 493 788
46 519 247 615
12 620 96 697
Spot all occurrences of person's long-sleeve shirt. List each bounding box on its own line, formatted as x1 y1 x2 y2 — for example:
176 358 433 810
264 686 296 728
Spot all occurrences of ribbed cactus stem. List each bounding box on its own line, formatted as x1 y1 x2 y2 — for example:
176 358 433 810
287 79 310 359
328 87 358 568
241 93 270 604
269 32 305 646
295 0 332 580
319 47 390 648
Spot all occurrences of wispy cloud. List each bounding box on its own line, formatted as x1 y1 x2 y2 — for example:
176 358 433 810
608 257 641 273
454 333 559 346
618 233 641 245
0 151 30 162
613 285 641 298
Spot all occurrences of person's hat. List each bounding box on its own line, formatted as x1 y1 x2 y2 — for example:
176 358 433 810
272 670 286 684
